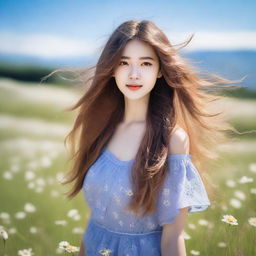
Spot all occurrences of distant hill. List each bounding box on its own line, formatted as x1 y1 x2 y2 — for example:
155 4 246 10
0 50 255 91
184 50 256 91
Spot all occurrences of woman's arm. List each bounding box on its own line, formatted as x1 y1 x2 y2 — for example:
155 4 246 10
78 211 91 256
161 207 189 256
161 126 190 255
78 240 85 256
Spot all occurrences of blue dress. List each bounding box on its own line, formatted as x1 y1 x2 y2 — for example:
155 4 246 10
82 148 211 256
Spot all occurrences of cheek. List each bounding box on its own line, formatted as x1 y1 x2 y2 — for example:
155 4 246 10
144 70 159 83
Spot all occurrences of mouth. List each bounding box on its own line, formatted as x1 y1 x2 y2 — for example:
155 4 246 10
126 84 143 91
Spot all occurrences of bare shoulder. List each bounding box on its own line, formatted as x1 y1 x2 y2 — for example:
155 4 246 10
169 125 190 155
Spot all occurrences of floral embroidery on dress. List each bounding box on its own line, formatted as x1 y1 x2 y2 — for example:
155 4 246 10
82 151 210 255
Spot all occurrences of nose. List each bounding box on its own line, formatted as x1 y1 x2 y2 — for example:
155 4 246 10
129 66 140 80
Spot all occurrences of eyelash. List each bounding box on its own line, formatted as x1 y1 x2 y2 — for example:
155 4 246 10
119 61 152 66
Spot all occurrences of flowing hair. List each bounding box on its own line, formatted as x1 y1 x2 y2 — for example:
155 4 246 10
43 20 251 217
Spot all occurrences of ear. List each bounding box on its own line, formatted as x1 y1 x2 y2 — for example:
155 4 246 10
157 70 162 78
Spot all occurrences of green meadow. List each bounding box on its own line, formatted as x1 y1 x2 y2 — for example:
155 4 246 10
0 77 255 255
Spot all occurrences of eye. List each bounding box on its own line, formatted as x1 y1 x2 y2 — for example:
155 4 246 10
142 62 152 66
119 61 128 66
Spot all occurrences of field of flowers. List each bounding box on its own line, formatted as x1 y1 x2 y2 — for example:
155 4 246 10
0 77 255 256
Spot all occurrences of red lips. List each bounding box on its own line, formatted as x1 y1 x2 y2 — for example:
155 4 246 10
126 84 142 87
126 84 142 91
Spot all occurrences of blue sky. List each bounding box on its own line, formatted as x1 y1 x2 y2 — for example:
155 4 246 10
0 0 256 59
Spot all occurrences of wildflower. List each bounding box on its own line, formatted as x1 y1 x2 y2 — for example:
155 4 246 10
183 231 191 240
59 241 70 249
24 171 35 181
234 190 246 201
35 187 43 193
17 248 33 256
35 177 46 187
188 223 196 229
225 179 236 187
3 171 13 180
67 209 78 218
248 217 256 227
249 163 256 173
9 227 17 234
10 163 19 173
72 227 84 234
198 219 208 226
67 209 81 221
15 212 26 219
40 155 52 167
55 220 67 226
29 227 38 234
190 250 200 255
250 188 256 194
58 241 79 253
217 242 227 247
51 190 59 197
221 215 238 225
24 203 36 213
99 249 113 256
229 198 242 209
0 227 8 240
238 176 253 184
0 212 10 220
27 182 35 189
65 245 79 253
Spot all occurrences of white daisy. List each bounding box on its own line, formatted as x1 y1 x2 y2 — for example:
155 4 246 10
229 198 242 209
18 248 33 256
0 228 8 240
55 220 67 226
0 212 10 220
24 203 36 213
221 215 238 225
190 249 200 255
72 227 84 234
24 171 35 181
249 163 256 173
3 171 13 180
217 242 227 247
29 227 38 234
183 231 191 240
250 188 256 194
238 176 253 184
58 241 70 249
248 217 256 227
15 212 26 219
234 190 246 201
225 179 236 187
188 223 196 229
198 219 208 226
8 227 17 234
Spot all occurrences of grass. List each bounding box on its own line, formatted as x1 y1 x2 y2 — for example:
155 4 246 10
0 78 255 255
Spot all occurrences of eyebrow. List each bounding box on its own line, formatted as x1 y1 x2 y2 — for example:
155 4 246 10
120 56 155 61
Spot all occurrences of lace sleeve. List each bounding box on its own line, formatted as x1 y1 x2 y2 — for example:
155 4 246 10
156 155 211 226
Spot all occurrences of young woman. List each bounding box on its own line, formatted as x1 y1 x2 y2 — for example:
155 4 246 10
61 20 241 255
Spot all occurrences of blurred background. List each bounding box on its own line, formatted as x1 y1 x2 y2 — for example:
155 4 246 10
0 0 255 255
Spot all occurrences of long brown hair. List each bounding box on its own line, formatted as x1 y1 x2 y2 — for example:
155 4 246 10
45 20 251 217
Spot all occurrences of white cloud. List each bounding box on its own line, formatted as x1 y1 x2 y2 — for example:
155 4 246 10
0 30 255 59
0 32 99 58
166 31 256 51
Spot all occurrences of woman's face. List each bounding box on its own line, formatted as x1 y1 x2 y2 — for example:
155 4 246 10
112 39 162 100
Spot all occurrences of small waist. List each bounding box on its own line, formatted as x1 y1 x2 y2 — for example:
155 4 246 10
89 218 162 236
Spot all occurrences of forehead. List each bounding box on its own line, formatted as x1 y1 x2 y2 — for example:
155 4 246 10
121 39 157 59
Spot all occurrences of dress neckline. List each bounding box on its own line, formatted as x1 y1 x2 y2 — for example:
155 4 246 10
102 147 192 166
